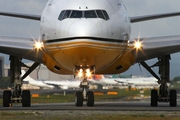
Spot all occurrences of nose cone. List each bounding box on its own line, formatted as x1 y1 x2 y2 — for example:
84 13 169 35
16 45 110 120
69 21 98 37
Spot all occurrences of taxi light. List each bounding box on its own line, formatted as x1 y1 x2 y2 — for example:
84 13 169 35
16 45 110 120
80 69 83 73
86 72 91 77
86 69 91 77
86 68 90 73
78 72 83 77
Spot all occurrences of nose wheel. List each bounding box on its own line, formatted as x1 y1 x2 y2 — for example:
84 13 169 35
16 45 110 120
75 91 83 107
75 79 94 107
86 91 94 107
74 65 95 107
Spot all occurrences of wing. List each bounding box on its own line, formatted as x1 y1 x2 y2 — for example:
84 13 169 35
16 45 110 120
0 12 40 21
130 12 180 23
0 36 43 63
135 35 180 63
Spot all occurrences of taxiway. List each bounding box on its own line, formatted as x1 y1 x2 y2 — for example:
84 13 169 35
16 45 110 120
0 102 179 111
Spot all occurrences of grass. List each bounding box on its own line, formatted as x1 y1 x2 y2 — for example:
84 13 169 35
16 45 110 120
30 89 151 104
0 89 151 104
0 111 180 120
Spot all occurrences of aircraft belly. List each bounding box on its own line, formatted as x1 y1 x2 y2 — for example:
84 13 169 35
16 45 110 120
43 40 134 74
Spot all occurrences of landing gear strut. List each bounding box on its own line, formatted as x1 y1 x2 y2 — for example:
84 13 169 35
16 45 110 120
141 55 177 107
74 66 94 107
3 56 32 107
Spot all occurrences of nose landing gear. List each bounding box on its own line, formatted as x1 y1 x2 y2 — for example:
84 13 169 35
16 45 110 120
74 66 95 107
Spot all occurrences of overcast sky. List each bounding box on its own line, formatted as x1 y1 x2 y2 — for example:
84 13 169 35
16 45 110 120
0 0 180 79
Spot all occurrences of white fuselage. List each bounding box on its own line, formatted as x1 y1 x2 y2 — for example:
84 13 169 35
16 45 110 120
115 77 159 86
40 0 130 40
38 0 134 75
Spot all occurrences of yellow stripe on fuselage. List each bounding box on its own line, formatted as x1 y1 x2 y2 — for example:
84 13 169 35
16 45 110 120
42 39 135 74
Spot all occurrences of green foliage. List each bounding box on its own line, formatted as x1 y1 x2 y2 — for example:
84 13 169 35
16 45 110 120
0 77 11 89
171 76 180 88
172 76 180 83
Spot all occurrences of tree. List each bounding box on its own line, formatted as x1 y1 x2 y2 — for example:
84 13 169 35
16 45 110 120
172 76 180 83
0 77 11 89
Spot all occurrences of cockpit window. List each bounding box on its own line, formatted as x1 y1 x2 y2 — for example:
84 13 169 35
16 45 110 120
102 10 109 20
58 9 110 21
63 10 71 19
58 10 65 20
70 10 82 18
84 10 97 18
96 10 105 20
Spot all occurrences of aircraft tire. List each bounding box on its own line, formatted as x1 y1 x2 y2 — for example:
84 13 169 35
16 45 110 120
169 89 177 107
86 91 94 107
3 90 11 107
75 91 83 107
22 90 31 107
151 89 158 107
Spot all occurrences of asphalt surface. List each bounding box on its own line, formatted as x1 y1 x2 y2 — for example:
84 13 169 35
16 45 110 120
0 89 180 111
0 102 180 111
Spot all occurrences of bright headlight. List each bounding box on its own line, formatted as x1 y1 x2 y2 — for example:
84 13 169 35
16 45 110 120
34 41 44 50
134 40 142 49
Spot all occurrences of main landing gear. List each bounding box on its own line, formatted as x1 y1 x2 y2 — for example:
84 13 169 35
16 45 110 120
141 55 177 107
74 66 94 107
3 56 39 107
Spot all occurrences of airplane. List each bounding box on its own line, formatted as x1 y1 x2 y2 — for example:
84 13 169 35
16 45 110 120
21 70 55 89
89 75 119 86
114 77 159 88
89 75 159 89
0 0 180 107
21 70 80 89
43 80 80 90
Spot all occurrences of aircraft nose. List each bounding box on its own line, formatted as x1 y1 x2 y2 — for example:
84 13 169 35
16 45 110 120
69 21 98 37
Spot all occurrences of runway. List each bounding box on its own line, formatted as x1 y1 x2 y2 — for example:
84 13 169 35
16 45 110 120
0 101 180 111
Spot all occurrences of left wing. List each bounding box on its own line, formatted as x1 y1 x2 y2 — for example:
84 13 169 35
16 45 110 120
0 12 40 21
130 12 180 23
134 35 180 63
0 36 43 63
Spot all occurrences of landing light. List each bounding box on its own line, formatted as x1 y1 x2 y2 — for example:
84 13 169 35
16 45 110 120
134 40 142 49
77 68 92 78
34 41 44 50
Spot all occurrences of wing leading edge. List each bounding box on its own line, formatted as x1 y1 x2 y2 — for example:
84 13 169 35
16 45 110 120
130 12 180 23
0 36 43 63
135 35 180 63
0 12 41 21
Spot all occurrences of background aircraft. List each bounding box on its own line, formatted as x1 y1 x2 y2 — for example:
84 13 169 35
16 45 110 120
114 77 159 89
22 70 80 89
22 70 55 89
